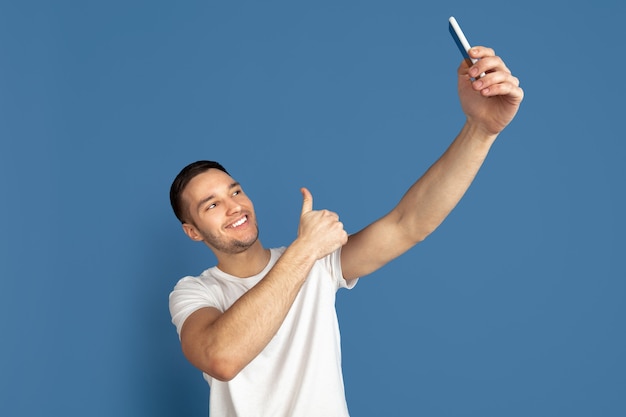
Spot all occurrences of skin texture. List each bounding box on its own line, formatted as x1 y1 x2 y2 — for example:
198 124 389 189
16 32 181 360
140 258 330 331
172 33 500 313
176 46 523 381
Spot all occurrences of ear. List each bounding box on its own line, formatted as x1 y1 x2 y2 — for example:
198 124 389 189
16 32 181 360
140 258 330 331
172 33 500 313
182 223 204 242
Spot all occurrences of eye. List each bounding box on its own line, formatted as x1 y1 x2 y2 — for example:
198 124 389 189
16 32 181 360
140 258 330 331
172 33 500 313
232 190 241 197
206 203 216 211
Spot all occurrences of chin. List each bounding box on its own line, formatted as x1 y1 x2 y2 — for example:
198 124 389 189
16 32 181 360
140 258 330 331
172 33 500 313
218 232 259 255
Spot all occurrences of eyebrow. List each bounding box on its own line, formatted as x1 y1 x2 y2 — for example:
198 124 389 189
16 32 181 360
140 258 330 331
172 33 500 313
195 182 240 212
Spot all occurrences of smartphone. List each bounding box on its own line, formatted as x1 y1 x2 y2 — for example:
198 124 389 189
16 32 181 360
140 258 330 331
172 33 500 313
448 16 484 77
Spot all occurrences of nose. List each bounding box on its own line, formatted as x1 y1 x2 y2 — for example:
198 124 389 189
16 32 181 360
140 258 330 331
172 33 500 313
225 198 242 215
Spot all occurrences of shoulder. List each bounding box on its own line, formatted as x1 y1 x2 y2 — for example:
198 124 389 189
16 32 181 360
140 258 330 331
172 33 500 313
170 268 222 297
169 270 225 337
313 248 358 290
169 269 225 313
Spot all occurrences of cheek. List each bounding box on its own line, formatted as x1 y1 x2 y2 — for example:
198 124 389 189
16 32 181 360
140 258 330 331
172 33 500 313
195 211 223 231
244 197 255 211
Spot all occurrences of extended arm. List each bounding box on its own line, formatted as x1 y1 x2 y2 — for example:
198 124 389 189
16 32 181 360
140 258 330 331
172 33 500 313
179 188 347 381
341 46 523 280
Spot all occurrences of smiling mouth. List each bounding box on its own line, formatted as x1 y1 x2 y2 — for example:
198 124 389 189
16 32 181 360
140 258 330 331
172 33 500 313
228 215 248 229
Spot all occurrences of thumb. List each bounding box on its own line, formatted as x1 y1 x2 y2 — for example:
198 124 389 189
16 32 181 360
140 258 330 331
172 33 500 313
300 187 313 216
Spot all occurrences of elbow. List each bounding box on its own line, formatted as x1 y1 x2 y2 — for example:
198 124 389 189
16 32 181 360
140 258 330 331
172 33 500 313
397 213 437 245
407 228 430 245
411 230 429 244
410 219 444 244
414 229 435 245
204 356 243 382
184 345 244 382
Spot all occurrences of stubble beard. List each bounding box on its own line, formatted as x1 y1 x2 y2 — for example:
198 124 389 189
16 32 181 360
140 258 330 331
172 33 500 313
201 222 260 255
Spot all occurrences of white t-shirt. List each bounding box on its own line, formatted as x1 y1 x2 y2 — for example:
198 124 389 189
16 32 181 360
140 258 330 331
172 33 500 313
169 247 358 417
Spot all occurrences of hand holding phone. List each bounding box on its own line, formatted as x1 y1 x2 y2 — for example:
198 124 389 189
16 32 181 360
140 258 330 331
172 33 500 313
448 16 485 78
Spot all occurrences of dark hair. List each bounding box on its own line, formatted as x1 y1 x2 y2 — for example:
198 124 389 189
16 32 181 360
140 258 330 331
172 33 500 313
170 160 229 224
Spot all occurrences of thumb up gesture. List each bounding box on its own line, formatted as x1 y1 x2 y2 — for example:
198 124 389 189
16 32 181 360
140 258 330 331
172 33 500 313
297 187 348 260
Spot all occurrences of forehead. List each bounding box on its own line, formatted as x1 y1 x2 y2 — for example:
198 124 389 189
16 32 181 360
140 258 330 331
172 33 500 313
183 169 236 203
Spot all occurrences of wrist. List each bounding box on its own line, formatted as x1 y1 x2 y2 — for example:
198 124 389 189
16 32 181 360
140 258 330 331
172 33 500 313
462 118 499 145
285 238 319 266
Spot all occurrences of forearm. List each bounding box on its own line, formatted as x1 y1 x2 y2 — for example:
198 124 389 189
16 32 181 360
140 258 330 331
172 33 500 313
186 191 347 380
341 48 522 280
397 121 497 240
191 241 317 380
399 45 523 239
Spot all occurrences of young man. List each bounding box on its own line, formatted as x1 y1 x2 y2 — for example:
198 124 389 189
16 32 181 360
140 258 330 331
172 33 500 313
169 46 523 416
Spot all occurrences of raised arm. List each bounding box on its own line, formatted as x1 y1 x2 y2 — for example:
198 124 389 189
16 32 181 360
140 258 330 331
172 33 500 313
341 46 523 280
179 188 347 381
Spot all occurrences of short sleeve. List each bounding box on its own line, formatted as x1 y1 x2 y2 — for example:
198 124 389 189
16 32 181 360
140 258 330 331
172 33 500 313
326 247 359 291
169 276 222 338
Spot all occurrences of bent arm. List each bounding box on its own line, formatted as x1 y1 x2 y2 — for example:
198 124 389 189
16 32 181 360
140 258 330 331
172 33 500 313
180 188 347 381
180 244 317 381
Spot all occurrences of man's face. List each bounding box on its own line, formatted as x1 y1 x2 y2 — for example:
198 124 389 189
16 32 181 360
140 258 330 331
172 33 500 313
181 169 259 255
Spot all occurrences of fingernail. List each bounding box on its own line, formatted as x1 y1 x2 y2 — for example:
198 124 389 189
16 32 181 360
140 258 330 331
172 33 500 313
473 80 483 89
470 67 479 77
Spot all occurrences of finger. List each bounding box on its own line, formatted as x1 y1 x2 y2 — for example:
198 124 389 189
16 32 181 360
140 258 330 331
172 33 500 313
469 56 510 79
468 46 495 59
479 80 524 101
300 187 313 216
472 69 520 94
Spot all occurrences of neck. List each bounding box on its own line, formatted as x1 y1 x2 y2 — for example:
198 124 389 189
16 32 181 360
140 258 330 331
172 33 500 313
214 240 271 278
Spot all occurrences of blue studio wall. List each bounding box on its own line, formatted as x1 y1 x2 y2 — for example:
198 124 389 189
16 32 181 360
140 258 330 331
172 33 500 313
1 1 625 416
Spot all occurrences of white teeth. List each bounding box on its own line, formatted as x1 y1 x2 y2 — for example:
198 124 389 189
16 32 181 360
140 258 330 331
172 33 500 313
231 216 247 228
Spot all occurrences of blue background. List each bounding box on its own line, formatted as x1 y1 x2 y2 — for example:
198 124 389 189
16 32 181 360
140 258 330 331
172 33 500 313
1 1 624 416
